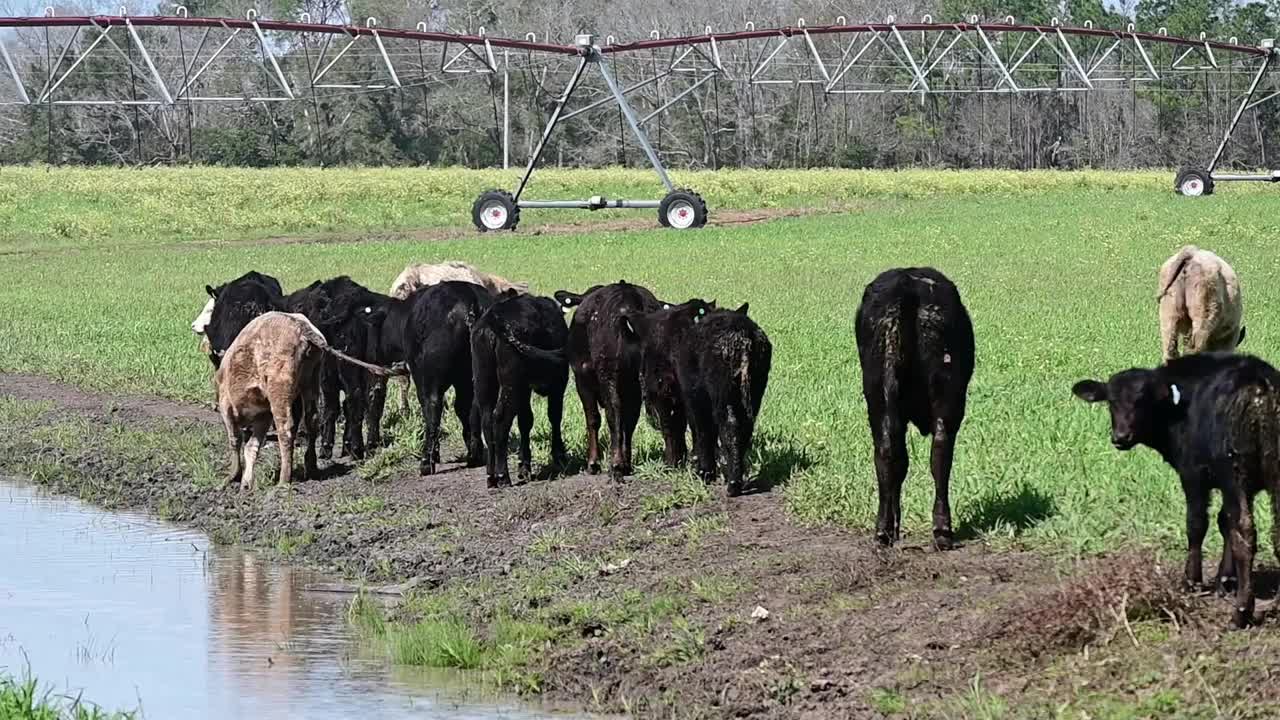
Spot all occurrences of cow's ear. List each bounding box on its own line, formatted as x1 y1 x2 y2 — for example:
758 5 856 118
1238 326 1248 346
1071 380 1108 403
708 299 718 309
554 290 582 310
735 302 749 315
206 284 218 299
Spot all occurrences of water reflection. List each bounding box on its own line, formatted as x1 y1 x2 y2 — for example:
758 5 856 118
0 479 578 719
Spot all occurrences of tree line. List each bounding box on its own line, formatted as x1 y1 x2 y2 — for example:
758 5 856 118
1 0 1278 170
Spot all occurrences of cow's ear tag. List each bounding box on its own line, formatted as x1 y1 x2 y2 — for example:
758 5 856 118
662 303 671 310
1170 384 1182 406
624 318 634 334
364 306 372 314
563 297 572 305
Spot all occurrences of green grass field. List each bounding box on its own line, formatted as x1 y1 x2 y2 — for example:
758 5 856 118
3 166 1279 554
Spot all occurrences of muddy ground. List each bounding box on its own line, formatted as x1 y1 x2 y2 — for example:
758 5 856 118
4 372 1280 719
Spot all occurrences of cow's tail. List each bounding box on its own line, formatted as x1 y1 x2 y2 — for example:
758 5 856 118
879 292 919 410
291 313 406 377
1157 245 1197 302
482 308 568 369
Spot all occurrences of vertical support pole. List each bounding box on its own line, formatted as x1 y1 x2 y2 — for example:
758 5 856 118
176 25 194 162
1209 52 1273 173
596 50 675 192
43 25 52 165
513 56 588 201
502 50 509 169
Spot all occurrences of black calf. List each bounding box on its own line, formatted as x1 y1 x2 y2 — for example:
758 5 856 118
405 281 491 475
471 291 570 487
854 267 975 550
1073 352 1280 628
627 300 772 496
555 281 667 478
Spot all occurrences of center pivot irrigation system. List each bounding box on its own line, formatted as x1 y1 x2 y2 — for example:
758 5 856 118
2 11 1279 230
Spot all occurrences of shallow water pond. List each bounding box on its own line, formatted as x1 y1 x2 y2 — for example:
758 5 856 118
0 477 575 719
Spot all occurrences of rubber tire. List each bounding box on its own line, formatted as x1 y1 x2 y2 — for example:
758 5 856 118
472 189 520 231
1174 168 1214 197
658 188 709 229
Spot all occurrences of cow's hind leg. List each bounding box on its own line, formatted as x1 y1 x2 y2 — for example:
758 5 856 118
1183 483 1210 590
873 414 908 546
302 390 320 479
575 373 604 475
1225 488 1257 628
242 418 270 493
929 416 960 550
416 377 444 476
491 386 517 487
546 380 569 473
269 389 297 488
1215 505 1237 595
717 403 750 497
688 398 718 485
318 360 339 460
221 409 244 489
367 378 387 451
454 379 484 468
1159 300 1181 363
604 381 631 480
516 390 534 482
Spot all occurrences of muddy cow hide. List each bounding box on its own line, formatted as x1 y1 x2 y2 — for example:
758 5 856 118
471 290 570 487
854 267 974 550
554 281 669 479
626 300 772 497
202 270 285 367
1073 352 1280 629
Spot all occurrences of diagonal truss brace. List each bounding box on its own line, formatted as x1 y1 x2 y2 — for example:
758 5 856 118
0 36 28 103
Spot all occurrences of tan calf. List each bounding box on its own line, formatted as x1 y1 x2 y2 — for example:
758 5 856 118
1157 245 1245 363
389 260 529 300
216 312 400 491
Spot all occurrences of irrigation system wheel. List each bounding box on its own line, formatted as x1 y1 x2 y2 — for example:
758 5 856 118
472 190 520 231
658 189 708 229
1175 168 1214 197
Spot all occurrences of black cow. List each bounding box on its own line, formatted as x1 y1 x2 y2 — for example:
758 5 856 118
1073 352 1280 628
626 300 772 496
398 281 491 475
471 291 570 487
203 271 285 367
555 281 669 478
854 267 975 550
284 276 387 460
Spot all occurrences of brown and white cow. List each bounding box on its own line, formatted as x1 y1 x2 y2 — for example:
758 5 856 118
215 311 401 492
1158 245 1245 363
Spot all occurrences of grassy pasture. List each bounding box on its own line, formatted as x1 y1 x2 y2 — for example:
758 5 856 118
3 167 1280 554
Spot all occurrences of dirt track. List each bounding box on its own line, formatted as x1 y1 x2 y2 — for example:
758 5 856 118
2 372 1276 718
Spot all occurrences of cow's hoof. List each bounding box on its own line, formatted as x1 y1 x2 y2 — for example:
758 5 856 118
587 462 602 476
318 448 333 461
517 465 531 482
1216 576 1238 597
932 533 955 551
420 461 436 476
1231 608 1252 629
609 466 627 482
490 473 511 488
486 474 500 489
726 481 743 497
874 531 895 547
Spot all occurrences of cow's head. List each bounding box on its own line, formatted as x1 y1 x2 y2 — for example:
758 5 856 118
192 297 215 335
1072 368 1182 450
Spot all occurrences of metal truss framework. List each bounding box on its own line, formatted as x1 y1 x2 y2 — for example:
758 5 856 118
2 11 1278 227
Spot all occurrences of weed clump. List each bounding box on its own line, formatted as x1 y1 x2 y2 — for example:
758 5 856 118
989 551 1197 657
